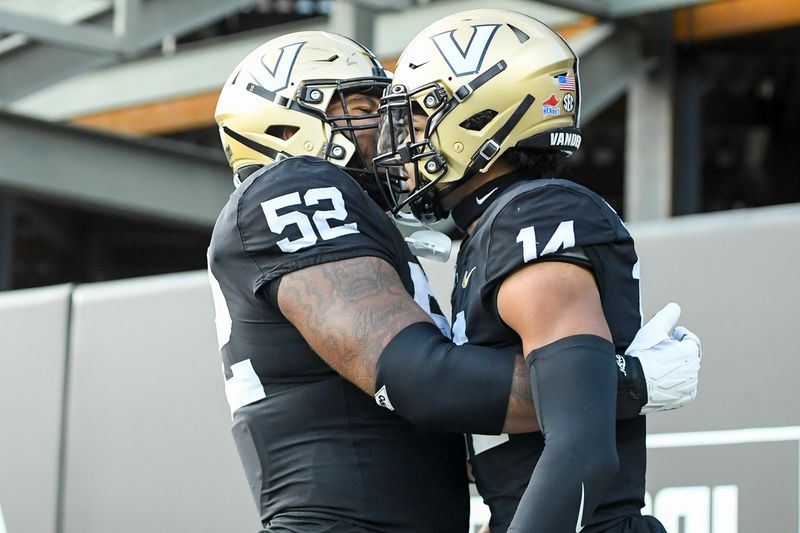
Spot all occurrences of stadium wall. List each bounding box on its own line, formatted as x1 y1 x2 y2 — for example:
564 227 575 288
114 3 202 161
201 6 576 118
1 203 798 533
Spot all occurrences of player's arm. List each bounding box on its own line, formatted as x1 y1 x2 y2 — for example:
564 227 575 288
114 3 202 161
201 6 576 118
276 255 539 434
277 256 426 394
497 260 619 532
276 254 694 436
500 303 701 432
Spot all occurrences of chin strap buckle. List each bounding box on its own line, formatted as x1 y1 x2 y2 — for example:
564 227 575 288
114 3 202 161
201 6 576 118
477 140 500 163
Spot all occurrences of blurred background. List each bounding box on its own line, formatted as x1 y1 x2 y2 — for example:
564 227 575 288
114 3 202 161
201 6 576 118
0 1 798 532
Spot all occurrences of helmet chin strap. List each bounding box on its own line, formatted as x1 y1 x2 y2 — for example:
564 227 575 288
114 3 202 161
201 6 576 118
411 92 537 223
460 93 536 183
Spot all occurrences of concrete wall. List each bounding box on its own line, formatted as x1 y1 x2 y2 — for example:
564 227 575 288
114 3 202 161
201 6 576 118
0 275 261 533
633 205 800 533
0 285 71 533
1 204 798 533
61 273 259 533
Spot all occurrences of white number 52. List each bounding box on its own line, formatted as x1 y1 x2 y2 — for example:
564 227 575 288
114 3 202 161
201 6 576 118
261 186 359 252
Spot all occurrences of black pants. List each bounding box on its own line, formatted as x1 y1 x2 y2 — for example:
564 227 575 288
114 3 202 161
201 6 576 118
494 515 666 533
262 513 381 533
604 515 667 533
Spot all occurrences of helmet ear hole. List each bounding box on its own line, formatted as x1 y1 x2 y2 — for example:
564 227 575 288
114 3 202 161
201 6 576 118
265 125 298 140
459 109 498 131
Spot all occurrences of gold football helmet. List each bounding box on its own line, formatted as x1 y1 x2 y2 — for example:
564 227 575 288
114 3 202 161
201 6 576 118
374 9 581 221
215 31 390 187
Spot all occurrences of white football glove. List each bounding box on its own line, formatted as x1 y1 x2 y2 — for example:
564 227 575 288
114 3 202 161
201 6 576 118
625 303 702 414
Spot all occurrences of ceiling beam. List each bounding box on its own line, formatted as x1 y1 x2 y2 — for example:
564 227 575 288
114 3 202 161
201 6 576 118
120 0 262 54
0 45 116 105
0 8 120 53
0 0 263 54
606 0 716 18
113 0 140 38
8 17 329 118
530 0 613 18
531 0 715 18
0 0 263 104
0 111 231 228
0 3 117 103
0 0 112 54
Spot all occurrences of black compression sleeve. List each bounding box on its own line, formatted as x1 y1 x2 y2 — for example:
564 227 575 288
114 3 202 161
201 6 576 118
617 354 648 419
375 321 515 435
508 335 619 532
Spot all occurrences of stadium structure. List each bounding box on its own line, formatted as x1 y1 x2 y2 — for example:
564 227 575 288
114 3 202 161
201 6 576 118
1 1 799 532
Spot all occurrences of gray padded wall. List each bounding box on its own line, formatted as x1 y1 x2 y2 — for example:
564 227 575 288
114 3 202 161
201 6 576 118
0 285 71 533
634 204 800 432
62 272 260 533
633 205 800 532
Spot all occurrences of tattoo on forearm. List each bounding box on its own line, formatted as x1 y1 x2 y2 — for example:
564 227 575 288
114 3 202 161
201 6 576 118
353 301 407 343
503 353 539 433
278 256 432 394
511 354 533 405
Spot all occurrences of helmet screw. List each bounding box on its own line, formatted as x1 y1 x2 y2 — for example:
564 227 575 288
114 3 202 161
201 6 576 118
424 95 437 108
331 145 345 158
304 141 314 151
425 160 439 173
453 142 464 153
310 89 322 101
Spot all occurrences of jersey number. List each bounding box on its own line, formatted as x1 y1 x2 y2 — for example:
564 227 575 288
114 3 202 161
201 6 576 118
516 220 575 262
261 186 359 252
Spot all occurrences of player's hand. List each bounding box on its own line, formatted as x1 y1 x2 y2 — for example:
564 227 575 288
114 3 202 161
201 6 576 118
625 303 702 414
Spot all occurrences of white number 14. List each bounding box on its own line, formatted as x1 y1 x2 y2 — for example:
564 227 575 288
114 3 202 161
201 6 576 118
516 220 575 262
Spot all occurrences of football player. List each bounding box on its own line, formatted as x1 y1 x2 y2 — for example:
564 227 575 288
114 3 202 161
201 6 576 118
372 9 694 533
209 30 699 532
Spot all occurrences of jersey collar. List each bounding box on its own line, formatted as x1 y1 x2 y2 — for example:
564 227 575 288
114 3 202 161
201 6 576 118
450 169 529 232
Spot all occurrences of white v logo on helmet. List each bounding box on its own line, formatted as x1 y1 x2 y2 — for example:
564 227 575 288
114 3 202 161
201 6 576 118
431 24 500 76
247 41 305 92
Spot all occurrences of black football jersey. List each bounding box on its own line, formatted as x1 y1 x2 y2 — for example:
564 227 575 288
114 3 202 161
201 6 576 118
207 156 466 531
453 178 645 533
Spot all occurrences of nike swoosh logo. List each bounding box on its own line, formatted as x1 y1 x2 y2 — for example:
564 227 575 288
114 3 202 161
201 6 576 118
475 187 499 205
575 482 585 532
461 266 477 289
